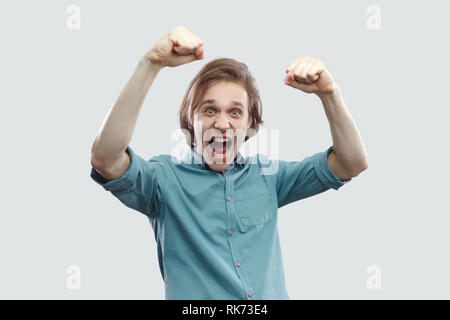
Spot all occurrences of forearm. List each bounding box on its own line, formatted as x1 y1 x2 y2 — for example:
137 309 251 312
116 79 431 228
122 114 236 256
319 87 368 170
91 57 163 166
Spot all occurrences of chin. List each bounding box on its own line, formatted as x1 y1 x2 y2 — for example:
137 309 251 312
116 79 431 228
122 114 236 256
208 162 232 172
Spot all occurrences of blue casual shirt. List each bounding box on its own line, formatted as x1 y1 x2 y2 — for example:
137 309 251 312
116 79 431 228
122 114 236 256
90 145 351 299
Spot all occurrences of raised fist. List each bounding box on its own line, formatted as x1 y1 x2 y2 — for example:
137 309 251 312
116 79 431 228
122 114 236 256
146 25 204 68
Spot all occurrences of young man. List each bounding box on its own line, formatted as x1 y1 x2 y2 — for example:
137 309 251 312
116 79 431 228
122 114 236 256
90 25 368 299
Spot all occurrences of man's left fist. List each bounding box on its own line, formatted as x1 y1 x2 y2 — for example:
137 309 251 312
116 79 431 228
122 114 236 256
284 56 337 96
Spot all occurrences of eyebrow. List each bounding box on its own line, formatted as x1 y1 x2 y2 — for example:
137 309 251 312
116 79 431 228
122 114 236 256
199 99 245 109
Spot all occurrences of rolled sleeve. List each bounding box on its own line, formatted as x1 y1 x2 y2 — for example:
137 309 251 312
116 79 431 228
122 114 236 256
90 146 140 192
313 146 352 190
275 146 351 208
90 146 167 218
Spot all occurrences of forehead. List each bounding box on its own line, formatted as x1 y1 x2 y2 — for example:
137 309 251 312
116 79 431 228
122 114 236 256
200 81 248 106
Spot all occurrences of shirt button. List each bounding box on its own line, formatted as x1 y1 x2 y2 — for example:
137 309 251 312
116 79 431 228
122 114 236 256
236 262 240 267
229 230 232 236
248 292 253 297
227 196 231 201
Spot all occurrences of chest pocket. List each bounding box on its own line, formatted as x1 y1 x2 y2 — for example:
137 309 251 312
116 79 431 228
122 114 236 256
234 186 276 226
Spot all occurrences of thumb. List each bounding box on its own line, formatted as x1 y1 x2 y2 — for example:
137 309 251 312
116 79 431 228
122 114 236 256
171 53 202 66
195 46 204 59
284 71 313 92
284 71 293 83
171 46 204 66
285 78 311 91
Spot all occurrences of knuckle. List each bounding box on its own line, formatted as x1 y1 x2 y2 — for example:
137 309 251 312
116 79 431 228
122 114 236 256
171 26 183 35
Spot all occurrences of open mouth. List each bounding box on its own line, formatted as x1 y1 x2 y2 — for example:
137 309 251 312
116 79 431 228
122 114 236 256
208 137 233 160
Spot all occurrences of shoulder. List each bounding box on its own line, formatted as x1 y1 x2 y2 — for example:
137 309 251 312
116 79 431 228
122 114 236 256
145 154 180 171
246 153 284 176
147 153 190 171
148 153 175 162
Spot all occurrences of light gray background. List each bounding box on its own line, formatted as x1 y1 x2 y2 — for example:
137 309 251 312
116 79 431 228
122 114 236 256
1 0 449 299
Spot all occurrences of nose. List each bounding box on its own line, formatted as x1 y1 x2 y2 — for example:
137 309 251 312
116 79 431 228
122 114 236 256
214 112 231 131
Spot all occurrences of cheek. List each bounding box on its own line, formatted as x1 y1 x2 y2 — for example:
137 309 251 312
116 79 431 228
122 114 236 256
246 114 252 128
240 116 251 130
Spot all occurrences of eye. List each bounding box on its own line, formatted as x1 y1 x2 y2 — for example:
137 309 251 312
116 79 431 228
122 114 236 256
231 109 241 117
205 108 215 114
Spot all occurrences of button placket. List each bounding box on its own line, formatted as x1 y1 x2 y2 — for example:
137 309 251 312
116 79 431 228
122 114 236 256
224 174 252 297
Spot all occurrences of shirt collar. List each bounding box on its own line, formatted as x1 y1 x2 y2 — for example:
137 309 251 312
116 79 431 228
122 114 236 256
180 146 246 170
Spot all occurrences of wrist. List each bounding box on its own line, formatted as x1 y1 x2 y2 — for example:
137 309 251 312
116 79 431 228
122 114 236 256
317 84 341 101
139 55 164 73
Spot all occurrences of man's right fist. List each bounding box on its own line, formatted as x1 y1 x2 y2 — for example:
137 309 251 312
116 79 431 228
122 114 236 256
146 26 204 68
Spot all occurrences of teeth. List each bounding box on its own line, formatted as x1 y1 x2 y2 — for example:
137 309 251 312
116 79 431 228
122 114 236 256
211 137 232 142
209 138 232 150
